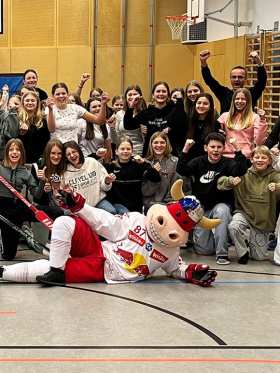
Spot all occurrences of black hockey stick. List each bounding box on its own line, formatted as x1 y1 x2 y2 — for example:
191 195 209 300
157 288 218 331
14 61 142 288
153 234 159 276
0 213 49 256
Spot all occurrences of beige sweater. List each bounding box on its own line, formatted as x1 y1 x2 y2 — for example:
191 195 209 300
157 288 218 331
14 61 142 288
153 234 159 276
62 157 111 207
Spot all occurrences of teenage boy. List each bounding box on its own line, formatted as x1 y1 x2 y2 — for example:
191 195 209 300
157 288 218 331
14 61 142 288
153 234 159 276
218 146 280 264
177 132 248 265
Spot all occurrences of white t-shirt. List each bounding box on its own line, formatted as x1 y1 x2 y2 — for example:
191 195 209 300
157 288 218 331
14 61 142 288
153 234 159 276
47 103 87 143
78 121 111 157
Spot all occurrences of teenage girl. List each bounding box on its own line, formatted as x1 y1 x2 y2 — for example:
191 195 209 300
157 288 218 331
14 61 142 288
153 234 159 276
111 85 146 156
104 136 161 213
112 95 124 112
78 97 112 162
218 88 267 158
62 141 115 213
18 91 50 163
46 82 109 144
123 81 186 157
184 80 204 118
182 93 221 161
142 131 180 212
32 138 65 219
0 139 44 260
170 87 185 103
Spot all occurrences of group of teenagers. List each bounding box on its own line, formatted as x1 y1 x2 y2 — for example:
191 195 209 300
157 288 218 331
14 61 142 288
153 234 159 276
1 47 280 287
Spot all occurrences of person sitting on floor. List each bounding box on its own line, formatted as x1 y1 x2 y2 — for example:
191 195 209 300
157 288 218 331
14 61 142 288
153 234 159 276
0 181 219 287
177 132 248 265
218 145 280 264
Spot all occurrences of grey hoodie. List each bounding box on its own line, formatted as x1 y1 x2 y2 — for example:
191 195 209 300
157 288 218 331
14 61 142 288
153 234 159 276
0 165 44 200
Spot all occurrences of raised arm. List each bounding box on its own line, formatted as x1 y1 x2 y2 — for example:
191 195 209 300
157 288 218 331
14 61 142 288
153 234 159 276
46 97 56 133
123 95 146 130
75 73 91 97
200 50 229 97
249 51 267 102
82 92 110 125
253 110 268 145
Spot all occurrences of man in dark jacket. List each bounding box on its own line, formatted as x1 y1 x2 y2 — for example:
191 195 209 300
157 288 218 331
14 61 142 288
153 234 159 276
199 50 267 114
177 132 249 265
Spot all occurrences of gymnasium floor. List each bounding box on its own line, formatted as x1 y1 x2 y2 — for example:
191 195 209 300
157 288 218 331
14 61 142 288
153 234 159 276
1 246 280 373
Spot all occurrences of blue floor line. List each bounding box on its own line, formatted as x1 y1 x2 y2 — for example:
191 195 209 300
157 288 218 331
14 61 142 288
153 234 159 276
135 280 280 285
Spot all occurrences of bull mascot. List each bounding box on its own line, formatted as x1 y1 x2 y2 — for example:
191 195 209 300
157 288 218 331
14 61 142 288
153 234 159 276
0 180 220 287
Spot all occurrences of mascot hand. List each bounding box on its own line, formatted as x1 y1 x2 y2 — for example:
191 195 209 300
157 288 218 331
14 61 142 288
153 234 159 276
56 189 86 213
185 263 217 287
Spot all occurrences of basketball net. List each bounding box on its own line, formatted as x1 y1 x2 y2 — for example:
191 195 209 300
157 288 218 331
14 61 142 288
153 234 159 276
165 15 194 40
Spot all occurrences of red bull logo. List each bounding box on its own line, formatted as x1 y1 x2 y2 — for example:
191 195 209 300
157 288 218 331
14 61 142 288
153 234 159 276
115 248 149 277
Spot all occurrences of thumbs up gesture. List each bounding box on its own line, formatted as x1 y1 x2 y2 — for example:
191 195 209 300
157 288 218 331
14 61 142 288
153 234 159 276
37 166 47 181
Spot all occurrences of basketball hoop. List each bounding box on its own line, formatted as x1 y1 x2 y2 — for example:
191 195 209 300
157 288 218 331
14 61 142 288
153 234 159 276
165 15 195 40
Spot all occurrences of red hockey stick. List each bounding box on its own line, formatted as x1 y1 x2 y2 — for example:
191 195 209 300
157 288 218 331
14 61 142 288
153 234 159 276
0 175 53 230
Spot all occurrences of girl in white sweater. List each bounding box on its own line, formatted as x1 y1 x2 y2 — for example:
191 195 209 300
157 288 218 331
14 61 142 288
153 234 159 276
62 141 116 213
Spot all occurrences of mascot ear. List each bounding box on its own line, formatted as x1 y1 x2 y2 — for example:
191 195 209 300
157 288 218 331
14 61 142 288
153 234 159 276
170 179 221 230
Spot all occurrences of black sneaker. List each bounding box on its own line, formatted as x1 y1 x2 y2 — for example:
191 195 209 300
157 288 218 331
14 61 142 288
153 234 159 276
36 267 65 286
238 251 249 264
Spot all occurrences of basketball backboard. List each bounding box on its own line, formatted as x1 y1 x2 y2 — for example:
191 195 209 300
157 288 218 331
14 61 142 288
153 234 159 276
187 0 205 24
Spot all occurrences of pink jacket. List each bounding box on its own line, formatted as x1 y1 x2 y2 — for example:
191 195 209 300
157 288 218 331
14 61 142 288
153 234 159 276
218 112 267 158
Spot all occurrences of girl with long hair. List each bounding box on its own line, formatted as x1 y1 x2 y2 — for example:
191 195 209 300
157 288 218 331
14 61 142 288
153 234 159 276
123 81 186 157
142 131 180 212
0 139 44 260
18 91 50 163
104 136 160 213
111 85 146 156
184 80 204 118
218 88 267 158
62 141 115 213
78 97 112 162
182 93 220 160
32 138 65 219
46 82 109 145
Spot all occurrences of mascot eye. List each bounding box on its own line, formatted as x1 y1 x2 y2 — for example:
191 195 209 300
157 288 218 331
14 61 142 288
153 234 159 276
157 216 164 225
169 233 178 240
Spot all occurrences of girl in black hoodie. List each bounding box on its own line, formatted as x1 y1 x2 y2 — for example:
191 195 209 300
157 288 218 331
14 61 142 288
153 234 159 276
123 81 187 157
104 136 161 213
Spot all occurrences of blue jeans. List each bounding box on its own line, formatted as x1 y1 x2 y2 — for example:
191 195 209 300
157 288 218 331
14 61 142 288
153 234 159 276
193 203 232 258
96 199 129 215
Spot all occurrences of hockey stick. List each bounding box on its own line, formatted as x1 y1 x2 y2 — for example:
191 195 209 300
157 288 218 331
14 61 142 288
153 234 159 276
0 176 53 230
0 213 49 256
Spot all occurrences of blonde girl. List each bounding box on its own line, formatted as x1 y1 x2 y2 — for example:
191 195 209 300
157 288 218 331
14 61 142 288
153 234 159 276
218 88 267 158
18 91 50 163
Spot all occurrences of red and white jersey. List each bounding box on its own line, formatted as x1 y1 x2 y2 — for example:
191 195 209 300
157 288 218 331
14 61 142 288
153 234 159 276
77 205 186 283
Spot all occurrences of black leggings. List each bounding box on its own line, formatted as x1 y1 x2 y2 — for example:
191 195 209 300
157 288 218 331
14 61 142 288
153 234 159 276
0 197 37 260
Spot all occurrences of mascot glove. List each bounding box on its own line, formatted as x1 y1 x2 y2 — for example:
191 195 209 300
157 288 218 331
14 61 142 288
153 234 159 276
58 191 86 213
185 263 217 287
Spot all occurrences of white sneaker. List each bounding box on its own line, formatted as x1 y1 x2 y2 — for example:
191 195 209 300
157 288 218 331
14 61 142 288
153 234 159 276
216 257 230 265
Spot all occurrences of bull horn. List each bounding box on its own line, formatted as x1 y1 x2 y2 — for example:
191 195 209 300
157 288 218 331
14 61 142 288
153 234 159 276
171 179 184 200
198 217 221 229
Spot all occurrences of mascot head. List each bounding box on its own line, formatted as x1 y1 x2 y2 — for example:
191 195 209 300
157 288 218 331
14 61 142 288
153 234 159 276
146 180 221 248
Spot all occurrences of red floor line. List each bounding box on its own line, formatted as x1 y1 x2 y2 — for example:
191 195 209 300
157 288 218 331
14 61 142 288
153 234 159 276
0 312 16 316
0 357 279 364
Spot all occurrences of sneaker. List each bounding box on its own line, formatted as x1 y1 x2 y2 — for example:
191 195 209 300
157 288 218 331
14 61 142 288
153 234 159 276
36 267 65 286
216 257 230 265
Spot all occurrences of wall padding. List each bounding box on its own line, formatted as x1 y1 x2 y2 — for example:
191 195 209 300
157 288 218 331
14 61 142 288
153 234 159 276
58 0 91 46
12 0 55 47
